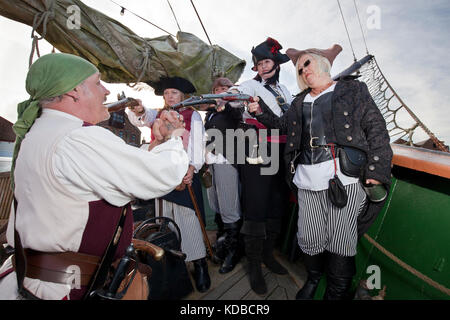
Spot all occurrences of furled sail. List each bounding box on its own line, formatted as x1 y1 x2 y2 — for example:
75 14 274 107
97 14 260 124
0 0 246 94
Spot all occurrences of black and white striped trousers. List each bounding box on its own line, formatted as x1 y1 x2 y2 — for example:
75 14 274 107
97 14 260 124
206 164 242 224
296 182 367 257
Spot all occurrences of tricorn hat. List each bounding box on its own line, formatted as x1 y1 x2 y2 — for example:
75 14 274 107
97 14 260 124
148 76 196 96
251 37 290 71
286 44 343 67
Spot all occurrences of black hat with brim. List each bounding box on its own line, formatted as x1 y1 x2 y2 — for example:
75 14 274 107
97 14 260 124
251 37 290 71
148 76 196 96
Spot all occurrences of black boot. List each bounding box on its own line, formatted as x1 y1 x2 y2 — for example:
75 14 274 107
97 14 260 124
323 253 356 300
219 221 242 274
244 235 267 295
212 213 226 264
212 234 226 264
192 258 211 293
262 220 287 275
214 212 225 239
296 252 326 300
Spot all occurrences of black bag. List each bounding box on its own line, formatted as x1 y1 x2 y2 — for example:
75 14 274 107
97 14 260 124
338 146 367 178
328 175 348 208
133 217 194 300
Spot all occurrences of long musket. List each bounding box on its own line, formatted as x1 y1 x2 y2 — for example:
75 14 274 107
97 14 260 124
170 93 255 111
187 184 213 258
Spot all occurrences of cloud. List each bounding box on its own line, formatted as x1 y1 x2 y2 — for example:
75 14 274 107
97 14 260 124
0 0 448 144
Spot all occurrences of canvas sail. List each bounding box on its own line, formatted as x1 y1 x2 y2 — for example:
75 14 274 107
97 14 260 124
0 0 246 94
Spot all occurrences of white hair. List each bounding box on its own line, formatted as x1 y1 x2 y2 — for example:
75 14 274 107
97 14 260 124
295 53 332 91
39 95 64 108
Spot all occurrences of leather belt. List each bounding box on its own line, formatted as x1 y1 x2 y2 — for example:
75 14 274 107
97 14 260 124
12 249 100 286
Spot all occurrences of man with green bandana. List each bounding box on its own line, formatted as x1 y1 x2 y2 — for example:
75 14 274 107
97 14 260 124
0 53 189 300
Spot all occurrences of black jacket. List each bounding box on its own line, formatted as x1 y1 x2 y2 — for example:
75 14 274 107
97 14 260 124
204 103 243 164
256 79 393 237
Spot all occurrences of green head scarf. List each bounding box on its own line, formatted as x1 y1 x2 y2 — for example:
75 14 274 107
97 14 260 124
11 53 98 189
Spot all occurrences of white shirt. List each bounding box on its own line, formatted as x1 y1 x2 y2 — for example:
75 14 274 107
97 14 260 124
230 79 293 120
0 109 188 300
127 107 205 172
292 84 359 191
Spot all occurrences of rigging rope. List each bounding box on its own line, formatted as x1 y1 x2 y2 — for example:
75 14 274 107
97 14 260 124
356 56 448 151
167 0 182 32
364 234 450 296
353 0 369 54
109 0 175 37
337 0 357 62
29 7 54 67
190 0 212 46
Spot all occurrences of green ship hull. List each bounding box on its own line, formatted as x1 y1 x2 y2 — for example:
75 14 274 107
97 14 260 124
314 144 450 299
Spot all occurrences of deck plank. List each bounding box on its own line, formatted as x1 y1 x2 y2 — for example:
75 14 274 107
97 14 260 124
184 250 307 301
242 269 278 300
267 286 287 300
275 274 299 300
201 264 247 300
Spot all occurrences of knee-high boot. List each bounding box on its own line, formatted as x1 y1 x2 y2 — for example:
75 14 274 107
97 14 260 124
323 253 356 300
212 213 226 264
295 252 326 300
241 220 267 295
219 220 242 274
262 219 287 275
244 235 267 295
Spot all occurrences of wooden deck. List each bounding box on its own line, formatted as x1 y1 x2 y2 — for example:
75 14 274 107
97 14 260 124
184 231 307 300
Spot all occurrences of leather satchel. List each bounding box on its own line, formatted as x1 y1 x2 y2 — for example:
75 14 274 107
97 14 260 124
338 146 367 178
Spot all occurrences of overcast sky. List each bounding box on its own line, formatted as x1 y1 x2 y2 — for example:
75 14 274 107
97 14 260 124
0 0 449 143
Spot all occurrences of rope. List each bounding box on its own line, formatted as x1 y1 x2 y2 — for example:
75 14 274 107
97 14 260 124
337 0 357 62
127 45 151 88
109 0 175 37
167 0 182 32
29 9 54 67
190 0 212 46
363 234 450 296
353 0 369 54
359 56 448 152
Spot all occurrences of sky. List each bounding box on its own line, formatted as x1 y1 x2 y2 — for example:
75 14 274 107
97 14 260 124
0 0 449 144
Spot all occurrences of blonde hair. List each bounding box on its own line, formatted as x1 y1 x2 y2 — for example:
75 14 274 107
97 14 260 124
295 53 331 91
163 89 185 108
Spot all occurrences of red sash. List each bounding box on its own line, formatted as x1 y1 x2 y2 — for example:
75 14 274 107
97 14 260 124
245 118 287 144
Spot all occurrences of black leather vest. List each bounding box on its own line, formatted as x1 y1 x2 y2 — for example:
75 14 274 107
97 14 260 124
299 91 334 165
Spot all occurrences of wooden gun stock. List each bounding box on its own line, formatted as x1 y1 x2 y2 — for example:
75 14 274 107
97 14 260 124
104 91 139 113
132 238 165 261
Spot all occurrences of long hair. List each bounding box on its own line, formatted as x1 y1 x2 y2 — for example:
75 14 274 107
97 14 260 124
163 89 185 108
253 65 280 85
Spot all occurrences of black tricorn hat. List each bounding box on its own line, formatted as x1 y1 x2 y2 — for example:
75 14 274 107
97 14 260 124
148 76 196 96
251 37 290 71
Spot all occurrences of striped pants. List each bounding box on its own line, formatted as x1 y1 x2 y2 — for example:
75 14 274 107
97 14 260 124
156 199 206 262
296 182 367 257
206 164 242 224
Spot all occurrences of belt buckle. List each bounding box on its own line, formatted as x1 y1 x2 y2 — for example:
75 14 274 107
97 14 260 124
310 137 319 148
